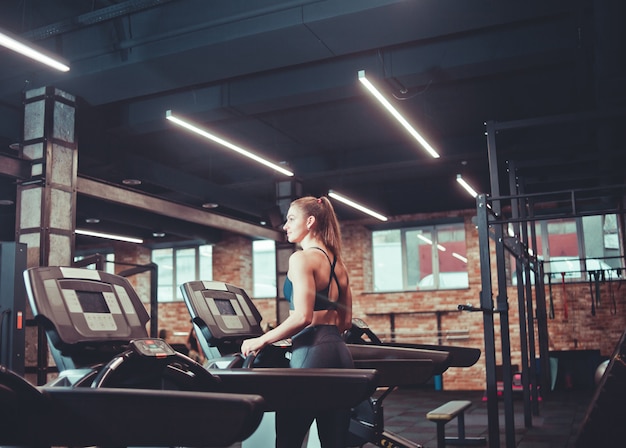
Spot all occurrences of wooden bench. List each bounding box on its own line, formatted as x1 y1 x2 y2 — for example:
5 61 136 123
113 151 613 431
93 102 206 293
426 400 486 448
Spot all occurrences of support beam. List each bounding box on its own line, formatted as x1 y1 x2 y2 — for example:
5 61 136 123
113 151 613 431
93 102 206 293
76 177 282 241
0 153 30 180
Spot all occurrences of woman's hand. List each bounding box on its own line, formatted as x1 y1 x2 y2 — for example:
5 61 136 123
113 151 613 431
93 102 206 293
241 336 266 357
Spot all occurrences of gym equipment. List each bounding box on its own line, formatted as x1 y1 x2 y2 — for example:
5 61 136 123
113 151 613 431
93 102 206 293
0 242 26 376
594 359 609 385
18 266 269 446
0 364 264 447
426 400 486 448
576 328 626 447
181 280 479 448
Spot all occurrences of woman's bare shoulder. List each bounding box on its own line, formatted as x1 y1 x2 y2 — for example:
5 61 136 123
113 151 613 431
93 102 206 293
288 249 309 267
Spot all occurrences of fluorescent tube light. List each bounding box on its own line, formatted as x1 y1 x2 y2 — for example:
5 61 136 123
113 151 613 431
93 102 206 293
328 190 387 221
166 110 294 177
358 70 439 159
76 229 143 244
456 174 479 198
0 28 70 72
452 252 468 263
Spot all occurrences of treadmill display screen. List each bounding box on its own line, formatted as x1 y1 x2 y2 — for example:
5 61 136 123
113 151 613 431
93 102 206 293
214 298 236 316
77 290 111 313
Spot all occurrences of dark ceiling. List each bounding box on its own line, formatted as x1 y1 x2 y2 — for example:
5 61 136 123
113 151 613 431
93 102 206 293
0 0 625 249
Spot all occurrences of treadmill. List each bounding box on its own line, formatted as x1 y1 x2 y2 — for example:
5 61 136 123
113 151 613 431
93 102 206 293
181 280 453 448
0 364 264 447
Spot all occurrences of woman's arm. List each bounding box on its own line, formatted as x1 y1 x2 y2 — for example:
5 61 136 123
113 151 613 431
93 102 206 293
241 251 314 356
337 279 353 333
334 259 353 332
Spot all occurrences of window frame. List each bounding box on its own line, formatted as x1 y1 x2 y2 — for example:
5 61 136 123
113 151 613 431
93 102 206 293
513 213 624 284
371 220 469 292
152 244 213 302
252 239 277 298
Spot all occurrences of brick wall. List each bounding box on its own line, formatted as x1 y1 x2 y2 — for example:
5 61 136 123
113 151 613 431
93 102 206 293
131 209 626 391
338 210 626 390
156 301 192 346
212 233 253 291
113 241 152 296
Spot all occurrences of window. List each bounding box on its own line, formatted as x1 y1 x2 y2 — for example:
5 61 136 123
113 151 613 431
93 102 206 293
253 239 277 298
152 245 213 302
372 222 468 292
372 230 403 291
542 218 581 278
513 214 623 283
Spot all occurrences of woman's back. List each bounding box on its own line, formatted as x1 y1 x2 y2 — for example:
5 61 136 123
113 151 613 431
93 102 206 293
301 246 351 330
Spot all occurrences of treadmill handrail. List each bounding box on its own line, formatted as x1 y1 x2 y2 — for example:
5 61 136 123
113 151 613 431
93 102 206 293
210 367 380 411
0 365 265 447
41 387 265 447
348 343 452 375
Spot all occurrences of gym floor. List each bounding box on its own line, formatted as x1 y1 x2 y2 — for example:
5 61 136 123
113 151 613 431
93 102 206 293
361 387 592 448
229 386 593 447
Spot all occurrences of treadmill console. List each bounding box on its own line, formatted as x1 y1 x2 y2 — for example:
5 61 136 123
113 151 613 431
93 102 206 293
24 266 150 346
181 281 264 345
130 338 177 358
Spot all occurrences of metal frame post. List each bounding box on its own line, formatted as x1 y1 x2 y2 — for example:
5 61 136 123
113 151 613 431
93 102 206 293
486 120 516 448
476 193 500 447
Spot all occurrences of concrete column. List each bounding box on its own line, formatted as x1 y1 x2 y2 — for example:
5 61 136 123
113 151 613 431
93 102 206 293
16 86 77 268
15 86 77 384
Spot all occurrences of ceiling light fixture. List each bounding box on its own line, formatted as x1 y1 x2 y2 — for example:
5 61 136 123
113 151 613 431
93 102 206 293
358 70 440 159
328 190 387 221
76 229 143 244
166 110 294 177
456 174 479 198
122 178 142 186
0 28 70 72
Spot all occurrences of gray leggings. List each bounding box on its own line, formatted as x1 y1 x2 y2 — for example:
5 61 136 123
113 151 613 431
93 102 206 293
275 325 354 448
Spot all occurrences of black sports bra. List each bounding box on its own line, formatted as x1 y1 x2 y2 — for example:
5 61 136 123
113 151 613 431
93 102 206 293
283 247 341 311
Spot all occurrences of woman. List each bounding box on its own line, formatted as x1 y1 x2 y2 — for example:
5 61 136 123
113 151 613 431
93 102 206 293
241 195 354 448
